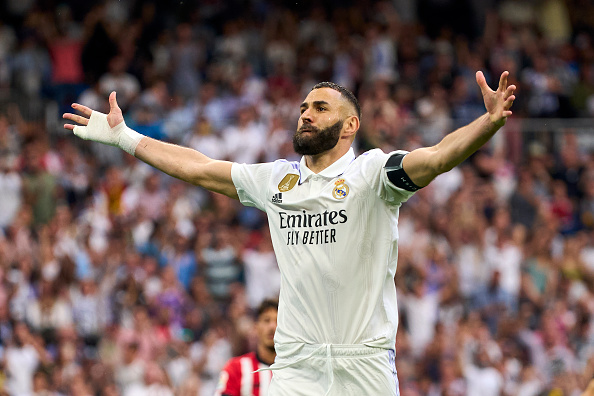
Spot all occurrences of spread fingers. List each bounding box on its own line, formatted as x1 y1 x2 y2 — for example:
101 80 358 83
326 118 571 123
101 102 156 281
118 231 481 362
63 113 89 126
71 103 92 117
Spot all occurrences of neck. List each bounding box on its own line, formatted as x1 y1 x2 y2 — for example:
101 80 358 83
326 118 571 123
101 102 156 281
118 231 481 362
304 144 350 174
256 343 276 365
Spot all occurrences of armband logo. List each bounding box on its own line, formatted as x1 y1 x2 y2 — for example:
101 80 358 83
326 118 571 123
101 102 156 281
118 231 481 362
332 179 349 200
278 174 299 192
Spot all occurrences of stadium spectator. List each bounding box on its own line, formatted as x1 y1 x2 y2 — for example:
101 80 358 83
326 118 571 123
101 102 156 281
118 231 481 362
3 321 50 395
215 298 278 396
242 227 280 309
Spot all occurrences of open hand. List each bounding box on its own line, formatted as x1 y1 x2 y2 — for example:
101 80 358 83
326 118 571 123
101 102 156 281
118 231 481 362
63 91 123 131
62 92 141 155
476 71 516 127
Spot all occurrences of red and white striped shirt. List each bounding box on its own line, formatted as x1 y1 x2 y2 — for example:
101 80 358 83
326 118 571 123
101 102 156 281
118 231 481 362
214 352 273 396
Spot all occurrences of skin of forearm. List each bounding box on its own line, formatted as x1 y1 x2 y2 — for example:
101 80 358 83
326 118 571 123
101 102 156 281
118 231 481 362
134 136 237 198
433 113 502 174
134 136 211 184
404 113 503 187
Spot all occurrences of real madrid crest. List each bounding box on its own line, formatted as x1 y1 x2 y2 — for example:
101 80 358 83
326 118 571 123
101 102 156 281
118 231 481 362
332 178 349 200
278 174 299 192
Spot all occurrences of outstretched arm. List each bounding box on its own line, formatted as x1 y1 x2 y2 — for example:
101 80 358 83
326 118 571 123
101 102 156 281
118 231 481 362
402 71 516 187
63 92 238 199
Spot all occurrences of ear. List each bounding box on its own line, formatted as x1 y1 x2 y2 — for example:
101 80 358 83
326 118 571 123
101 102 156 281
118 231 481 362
342 116 360 138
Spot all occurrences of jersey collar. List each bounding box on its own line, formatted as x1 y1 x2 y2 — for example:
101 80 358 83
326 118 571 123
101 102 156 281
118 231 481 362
299 147 356 183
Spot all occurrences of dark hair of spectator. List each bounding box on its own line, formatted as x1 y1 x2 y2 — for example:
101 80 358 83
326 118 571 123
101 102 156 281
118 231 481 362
257 298 278 318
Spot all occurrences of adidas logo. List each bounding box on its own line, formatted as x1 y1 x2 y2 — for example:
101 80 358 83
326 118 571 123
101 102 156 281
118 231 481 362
272 193 283 204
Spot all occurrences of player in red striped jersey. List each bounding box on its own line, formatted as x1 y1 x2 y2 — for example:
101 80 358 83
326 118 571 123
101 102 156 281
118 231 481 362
215 299 278 396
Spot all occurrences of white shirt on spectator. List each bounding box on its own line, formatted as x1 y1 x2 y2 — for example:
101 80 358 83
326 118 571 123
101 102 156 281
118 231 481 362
263 127 292 163
8 278 35 321
223 122 265 164
429 167 462 207
0 171 21 228
242 248 281 309
166 355 192 389
71 293 106 337
116 358 145 394
398 289 440 357
483 230 523 298
516 377 543 396
121 184 167 221
455 243 488 298
190 337 232 396
26 298 73 331
125 383 173 396
186 132 226 161
464 365 504 396
4 344 39 395
78 87 108 114
98 73 140 110
580 245 594 272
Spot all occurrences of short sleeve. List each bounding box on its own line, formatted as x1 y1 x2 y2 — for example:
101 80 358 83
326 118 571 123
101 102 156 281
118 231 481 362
359 149 417 205
214 360 240 396
231 162 274 211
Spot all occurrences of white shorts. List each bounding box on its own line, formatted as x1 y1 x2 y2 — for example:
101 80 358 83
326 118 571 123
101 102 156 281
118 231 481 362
265 344 400 396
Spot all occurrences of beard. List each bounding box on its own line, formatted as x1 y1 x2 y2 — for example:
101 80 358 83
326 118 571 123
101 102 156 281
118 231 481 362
265 342 275 353
293 119 343 155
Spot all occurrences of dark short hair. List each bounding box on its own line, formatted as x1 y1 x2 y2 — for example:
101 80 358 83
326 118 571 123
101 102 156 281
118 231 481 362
311 82 361 120
257 298 278 318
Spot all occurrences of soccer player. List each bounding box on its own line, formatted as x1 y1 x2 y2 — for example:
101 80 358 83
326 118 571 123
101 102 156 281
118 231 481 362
215 299 278 396
64 70 516 396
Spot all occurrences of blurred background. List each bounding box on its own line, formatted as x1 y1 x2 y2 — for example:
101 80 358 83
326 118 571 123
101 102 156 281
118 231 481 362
0 0 593 395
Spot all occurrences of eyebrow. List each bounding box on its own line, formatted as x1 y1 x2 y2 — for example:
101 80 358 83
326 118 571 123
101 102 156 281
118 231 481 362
300 100 330 110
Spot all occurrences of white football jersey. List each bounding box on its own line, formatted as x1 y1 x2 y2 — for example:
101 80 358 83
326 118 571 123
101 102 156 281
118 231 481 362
231 148 416 354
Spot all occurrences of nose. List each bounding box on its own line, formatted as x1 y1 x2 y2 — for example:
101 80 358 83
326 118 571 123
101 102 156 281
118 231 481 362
300 108 313 124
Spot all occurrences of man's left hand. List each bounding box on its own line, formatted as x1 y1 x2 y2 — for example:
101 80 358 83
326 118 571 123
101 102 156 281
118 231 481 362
476 70 516 127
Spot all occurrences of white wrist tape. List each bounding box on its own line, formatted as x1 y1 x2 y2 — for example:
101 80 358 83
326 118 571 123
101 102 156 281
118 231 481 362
72 111 143 156
115 122 144 156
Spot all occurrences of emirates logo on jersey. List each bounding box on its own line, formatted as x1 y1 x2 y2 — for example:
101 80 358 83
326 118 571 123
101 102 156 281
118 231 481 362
332 179 349 200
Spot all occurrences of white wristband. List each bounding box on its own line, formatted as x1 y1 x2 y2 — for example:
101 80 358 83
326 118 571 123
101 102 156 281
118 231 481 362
72 111 144 156
115 122 143 156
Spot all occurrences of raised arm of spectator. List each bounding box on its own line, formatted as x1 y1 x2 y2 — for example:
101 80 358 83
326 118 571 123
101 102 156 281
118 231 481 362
402 71 516 187
63 92 238 199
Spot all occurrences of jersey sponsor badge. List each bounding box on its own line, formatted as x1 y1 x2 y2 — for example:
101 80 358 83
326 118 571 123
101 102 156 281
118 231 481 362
278 174 299 192
332 179 349 200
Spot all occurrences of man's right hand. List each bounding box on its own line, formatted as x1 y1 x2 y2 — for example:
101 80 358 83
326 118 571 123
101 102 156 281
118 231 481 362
64 91 238 199
63 91 143 155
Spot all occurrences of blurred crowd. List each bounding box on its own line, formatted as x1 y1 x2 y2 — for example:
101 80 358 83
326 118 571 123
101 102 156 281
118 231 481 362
1 0 594 395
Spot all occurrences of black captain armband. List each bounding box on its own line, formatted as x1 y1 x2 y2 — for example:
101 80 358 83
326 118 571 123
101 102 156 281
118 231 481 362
385 153 422 192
